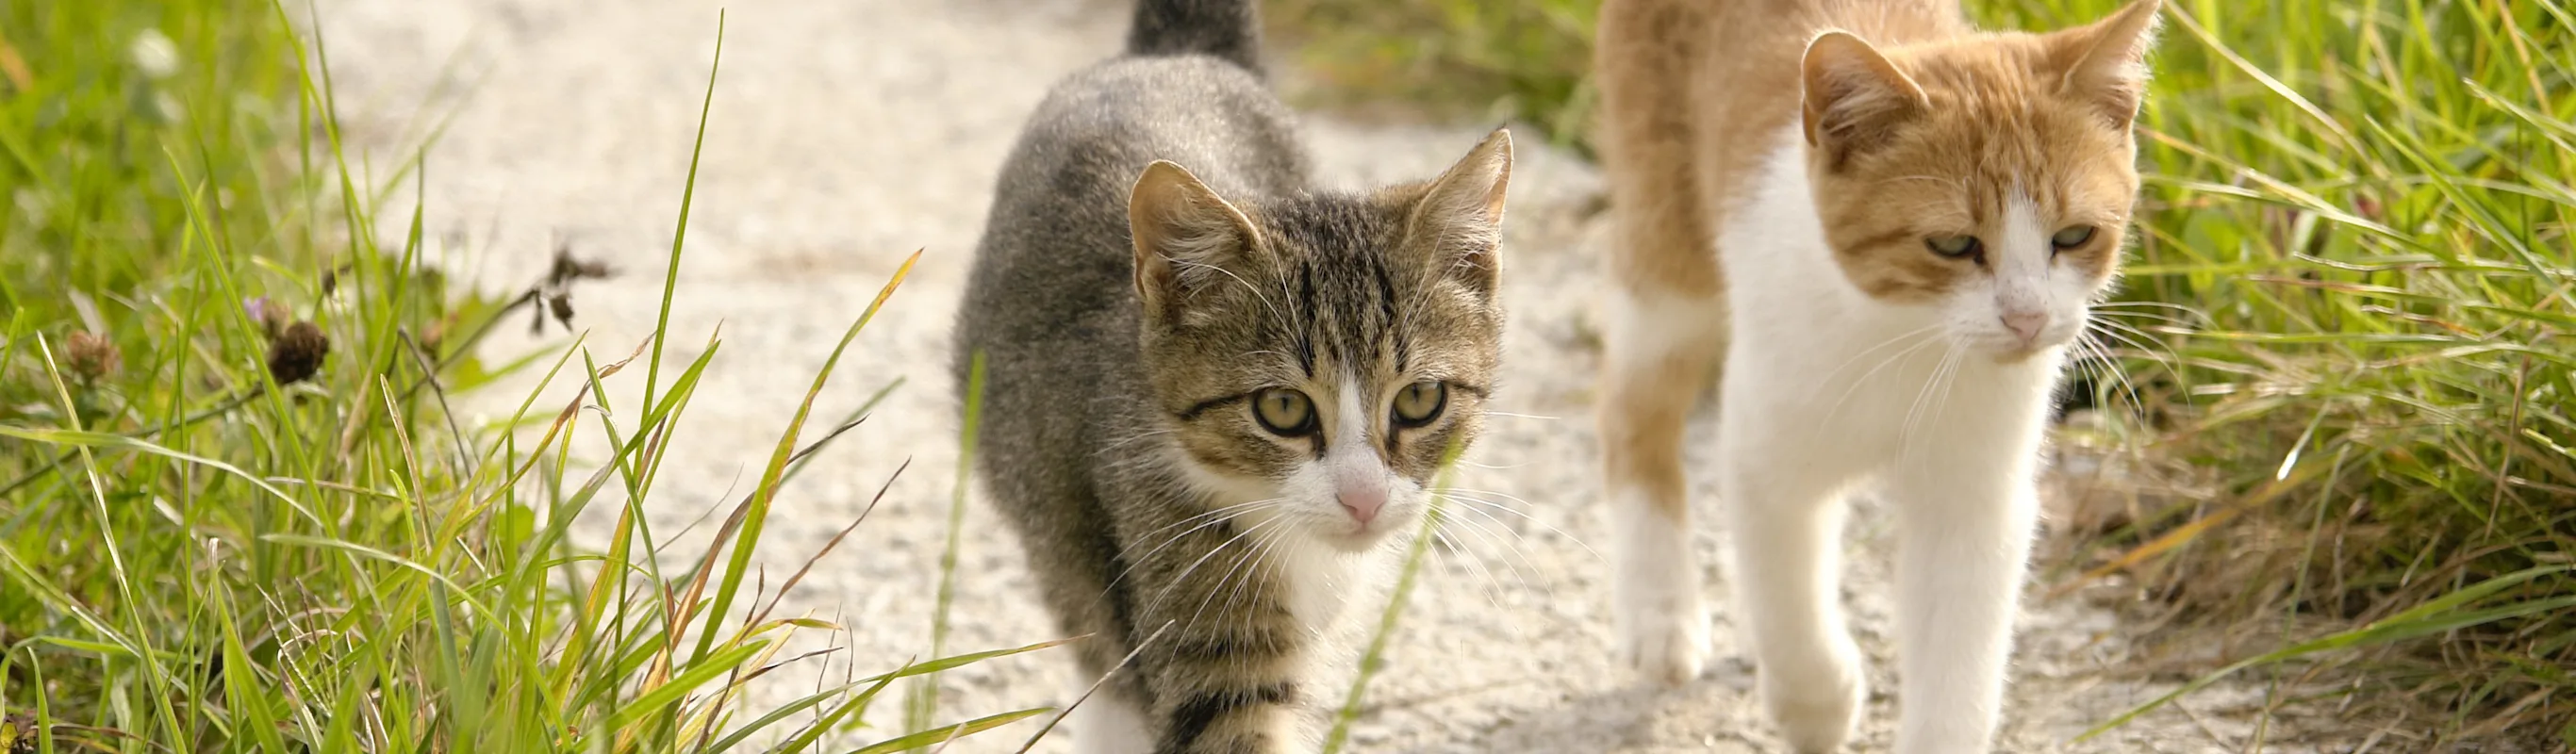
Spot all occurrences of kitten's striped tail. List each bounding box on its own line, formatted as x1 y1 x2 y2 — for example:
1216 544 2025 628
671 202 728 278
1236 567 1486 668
1127 0 1264 75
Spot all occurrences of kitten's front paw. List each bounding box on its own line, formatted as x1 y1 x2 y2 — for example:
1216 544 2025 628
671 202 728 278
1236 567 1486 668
1760 660 1864 753
1614 582 1709 686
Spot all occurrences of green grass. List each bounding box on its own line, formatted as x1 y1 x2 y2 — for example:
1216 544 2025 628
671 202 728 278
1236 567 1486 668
1273 0 2575 746
1267 0 1599 156
2039 0 2572 745
1 3 1049 751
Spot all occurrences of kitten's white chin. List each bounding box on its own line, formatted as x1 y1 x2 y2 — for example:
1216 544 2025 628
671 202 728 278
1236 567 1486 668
1314 513 1412 552
1316 531 1383 553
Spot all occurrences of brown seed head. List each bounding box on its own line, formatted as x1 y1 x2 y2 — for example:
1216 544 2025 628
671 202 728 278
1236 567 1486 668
246 297 293 341
547 247 613 287
2 712 36 754
65 331 122 383
266 320 331 385
421 318 450 354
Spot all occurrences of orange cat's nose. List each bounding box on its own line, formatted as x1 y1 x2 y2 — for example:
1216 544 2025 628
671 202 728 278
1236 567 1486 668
2002 311 2047 343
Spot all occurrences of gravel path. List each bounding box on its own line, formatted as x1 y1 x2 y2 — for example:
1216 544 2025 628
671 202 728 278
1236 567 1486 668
315 0 2270 750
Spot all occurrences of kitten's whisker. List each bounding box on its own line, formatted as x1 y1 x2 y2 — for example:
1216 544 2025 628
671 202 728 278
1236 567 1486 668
1428 529 1517 618
1122 498 1281 556
1183 517 1283 640
1209 516 1295 636
1477 410 1559 421
1437 486 1535 506
1412 486 1525 604
1094 428 1178 456
1434 500 1551 601
1392 221 1445 334
1429 517 1531 624
1146 512 1283 623
1108 499 1286 593
1173 258 1293 336
1434 498 1531 572
1211 524 1282 625
1395 211 1481 342
1433 490 1602 564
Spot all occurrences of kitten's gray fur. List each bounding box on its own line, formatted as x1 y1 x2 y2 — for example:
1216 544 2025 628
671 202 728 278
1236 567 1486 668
952 1 1513 751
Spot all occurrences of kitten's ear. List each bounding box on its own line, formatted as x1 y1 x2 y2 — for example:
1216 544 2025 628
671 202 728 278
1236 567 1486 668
1801 31 1928 162
1408 127 1513 292
2050 0 2160 130
1130 160 1262 320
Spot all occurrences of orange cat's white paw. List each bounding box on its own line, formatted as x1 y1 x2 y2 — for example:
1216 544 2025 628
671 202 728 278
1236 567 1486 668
1610 490 1709 687
1762 659 1863 753
1616 593 1709 686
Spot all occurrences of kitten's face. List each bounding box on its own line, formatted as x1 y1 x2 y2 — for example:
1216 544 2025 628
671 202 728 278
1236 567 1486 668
1130 131 1511 551
1800 0 2160 361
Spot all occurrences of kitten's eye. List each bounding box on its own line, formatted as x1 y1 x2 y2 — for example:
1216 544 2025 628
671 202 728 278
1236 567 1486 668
1251 387 1315 435
1391 381 1446 428
2051 224 2097 251
1924 235 1982 259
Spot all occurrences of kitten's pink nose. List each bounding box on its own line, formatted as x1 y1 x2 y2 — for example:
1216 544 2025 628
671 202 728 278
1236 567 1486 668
1337 480 1386 525
2002 310 2048 344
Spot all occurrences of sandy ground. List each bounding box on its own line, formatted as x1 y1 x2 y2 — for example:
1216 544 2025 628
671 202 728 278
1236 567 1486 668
312 0 2282 750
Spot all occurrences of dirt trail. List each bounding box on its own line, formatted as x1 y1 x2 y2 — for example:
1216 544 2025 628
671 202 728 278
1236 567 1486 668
317 0 2262 750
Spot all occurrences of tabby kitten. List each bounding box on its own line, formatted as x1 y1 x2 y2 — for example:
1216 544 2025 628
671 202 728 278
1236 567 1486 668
951 1 1513 751
1592 0 2161 750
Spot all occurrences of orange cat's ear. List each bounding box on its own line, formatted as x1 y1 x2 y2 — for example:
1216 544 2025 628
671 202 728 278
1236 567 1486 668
1130 160 1262 320
1801 31 1929 164
2051 0 2161 130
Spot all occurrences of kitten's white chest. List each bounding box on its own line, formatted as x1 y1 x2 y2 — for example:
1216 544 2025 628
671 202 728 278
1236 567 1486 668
1267 537 1391 636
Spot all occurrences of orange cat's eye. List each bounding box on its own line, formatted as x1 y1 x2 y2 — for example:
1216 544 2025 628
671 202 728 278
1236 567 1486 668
2051 225 2097 251
1924 235 1982 259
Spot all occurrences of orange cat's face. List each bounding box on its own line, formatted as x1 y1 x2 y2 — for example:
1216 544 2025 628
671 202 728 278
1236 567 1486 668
1801 0 2160 360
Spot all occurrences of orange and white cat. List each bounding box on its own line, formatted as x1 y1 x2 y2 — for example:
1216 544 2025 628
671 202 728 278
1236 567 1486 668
1592 0 2161 750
